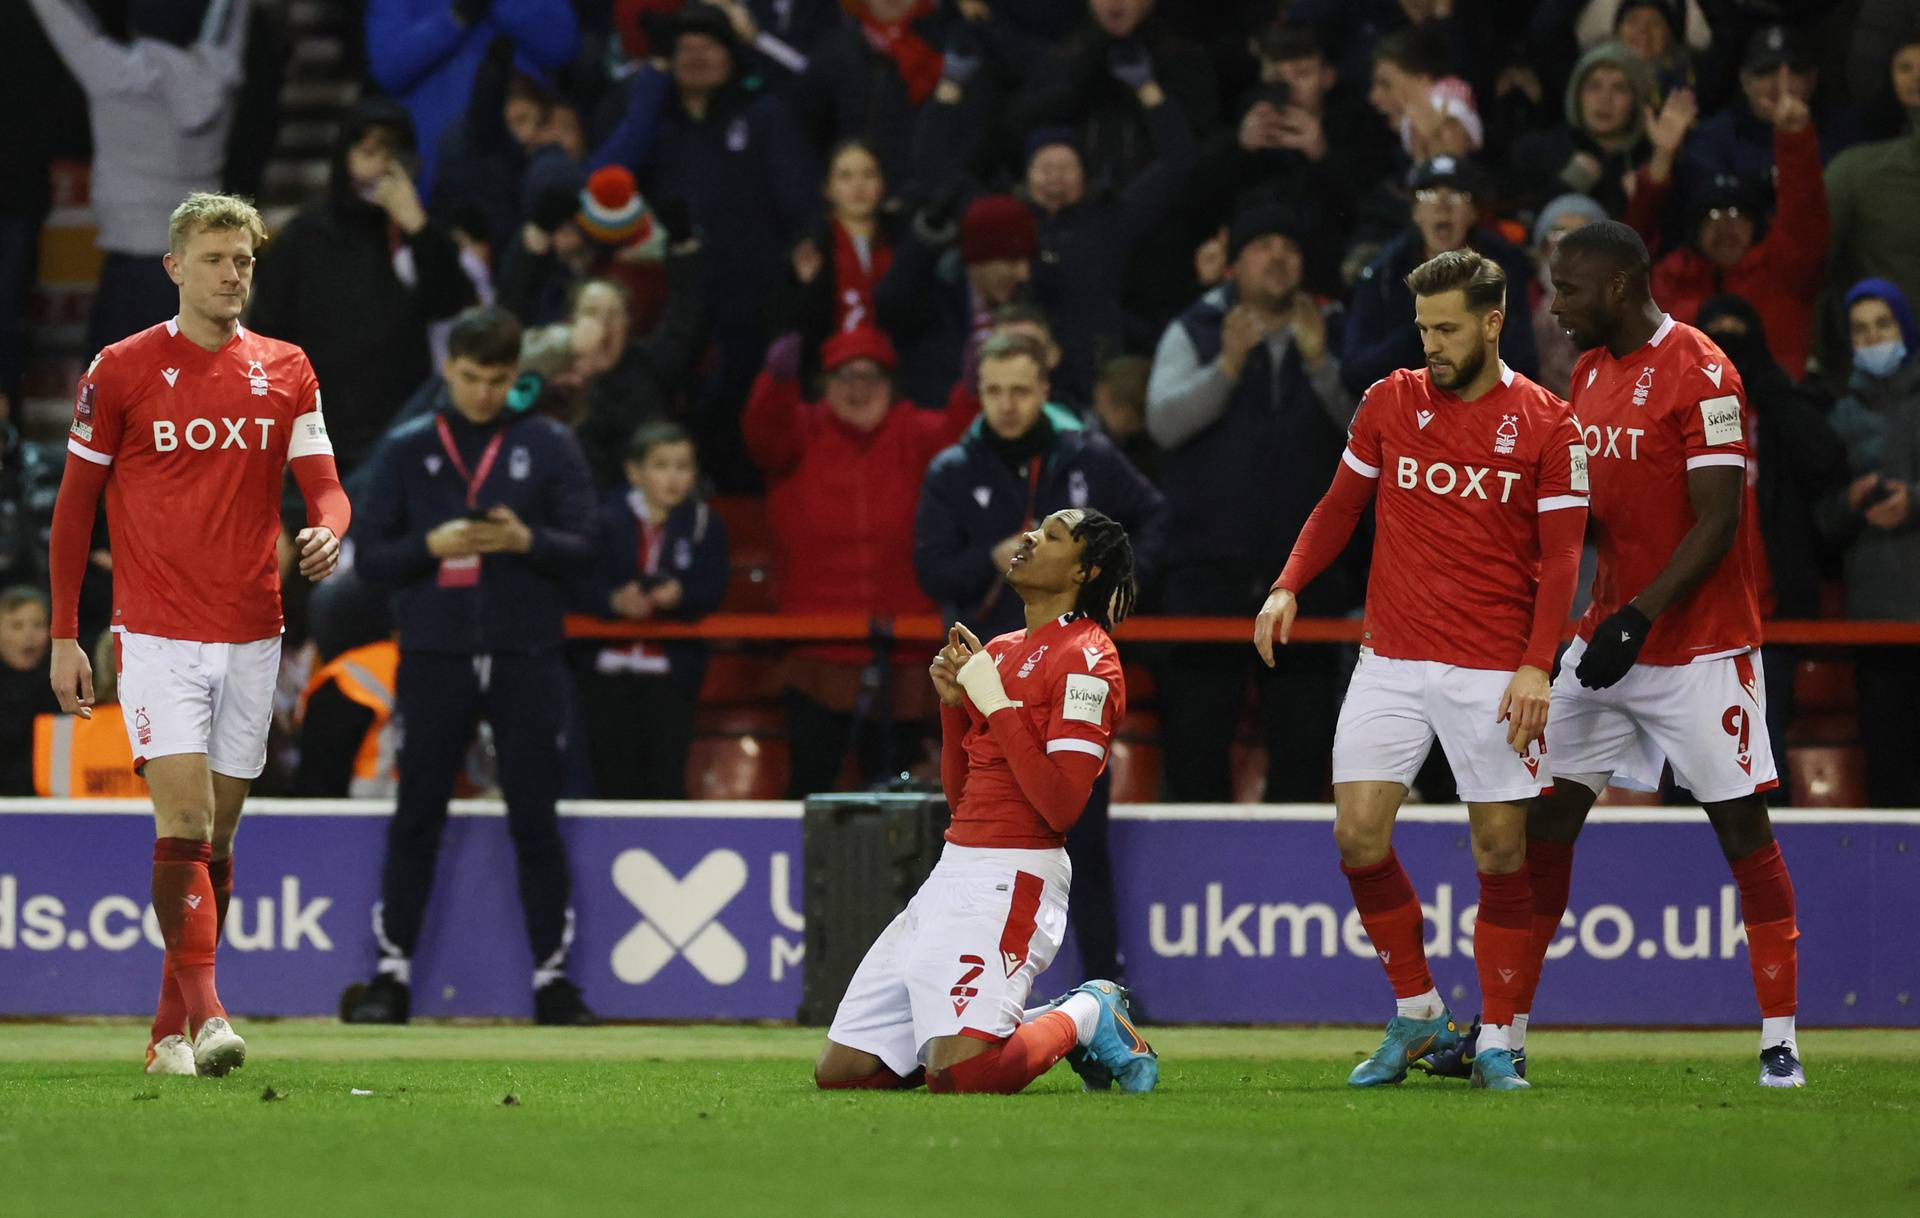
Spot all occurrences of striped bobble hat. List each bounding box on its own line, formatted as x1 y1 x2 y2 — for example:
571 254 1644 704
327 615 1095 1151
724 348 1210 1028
576 165 653 247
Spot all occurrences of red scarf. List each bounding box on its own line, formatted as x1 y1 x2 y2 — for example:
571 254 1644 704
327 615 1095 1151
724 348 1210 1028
858 1 942 106
829 219 894 333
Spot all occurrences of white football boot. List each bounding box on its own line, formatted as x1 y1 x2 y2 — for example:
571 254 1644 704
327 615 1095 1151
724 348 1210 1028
192 1017 247 1077
144 1034 197 1076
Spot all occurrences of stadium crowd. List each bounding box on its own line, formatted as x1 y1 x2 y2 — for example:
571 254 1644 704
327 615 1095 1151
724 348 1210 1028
4 0 1920 809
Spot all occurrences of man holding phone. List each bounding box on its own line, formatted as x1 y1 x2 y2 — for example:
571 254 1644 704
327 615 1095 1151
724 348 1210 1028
341 305 601 1026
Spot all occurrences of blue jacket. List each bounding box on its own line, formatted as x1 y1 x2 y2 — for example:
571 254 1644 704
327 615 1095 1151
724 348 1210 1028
354 406 598 654
913 406 1167 639
581 490 730 693
365 0 579 200
1342 226 1538 397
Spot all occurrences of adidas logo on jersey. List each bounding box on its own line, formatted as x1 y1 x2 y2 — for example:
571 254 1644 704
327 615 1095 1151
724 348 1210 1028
1395 456 1522 502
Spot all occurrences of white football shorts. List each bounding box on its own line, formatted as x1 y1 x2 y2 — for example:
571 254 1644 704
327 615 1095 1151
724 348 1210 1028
115 630 282 780
1549 636 1777 803
1332 649 1550 804
827 844 1072 1077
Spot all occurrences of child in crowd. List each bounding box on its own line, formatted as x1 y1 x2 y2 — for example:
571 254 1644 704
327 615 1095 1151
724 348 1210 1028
578 422 730 798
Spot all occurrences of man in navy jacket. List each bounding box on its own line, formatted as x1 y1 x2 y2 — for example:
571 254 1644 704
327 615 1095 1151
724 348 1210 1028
913 330 1164 986
342 306 600 1027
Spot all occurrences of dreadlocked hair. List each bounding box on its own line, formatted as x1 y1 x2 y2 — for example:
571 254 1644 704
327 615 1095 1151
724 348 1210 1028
1068 509 1136 632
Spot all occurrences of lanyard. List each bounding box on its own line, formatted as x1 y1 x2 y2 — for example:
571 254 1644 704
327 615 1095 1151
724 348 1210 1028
434 415 506 508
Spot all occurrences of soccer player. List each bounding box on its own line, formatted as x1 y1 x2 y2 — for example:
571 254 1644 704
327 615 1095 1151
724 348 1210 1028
47 193 350 1077
1519 220 1804 1087
1255 250 1588 1091
813 509 1159 1095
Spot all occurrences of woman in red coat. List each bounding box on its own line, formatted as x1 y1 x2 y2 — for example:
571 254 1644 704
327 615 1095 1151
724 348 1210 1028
743 325 977 795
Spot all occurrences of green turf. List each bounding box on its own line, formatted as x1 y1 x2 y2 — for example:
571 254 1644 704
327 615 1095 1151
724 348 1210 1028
2 1024 1916 1217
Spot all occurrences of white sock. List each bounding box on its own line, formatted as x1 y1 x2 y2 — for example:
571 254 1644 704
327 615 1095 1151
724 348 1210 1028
1761 1016 1797 1054
1479 1023 1515 1053
377 956 411 985
1054 992 1103 1045
1511 1013 1529 1051
1396 988 1443 1021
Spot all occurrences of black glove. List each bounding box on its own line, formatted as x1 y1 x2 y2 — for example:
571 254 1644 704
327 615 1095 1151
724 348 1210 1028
1107 39 1155 91
1576 605 1650 690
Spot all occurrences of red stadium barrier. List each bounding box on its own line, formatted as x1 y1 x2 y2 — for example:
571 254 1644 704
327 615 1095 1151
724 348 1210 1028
564 613 1920 646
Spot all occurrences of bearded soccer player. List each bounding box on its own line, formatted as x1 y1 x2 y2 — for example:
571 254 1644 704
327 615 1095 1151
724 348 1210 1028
47 193 351 1078
1255 250 1588 1091
813 509 1159 1095
1500 220 1803 1087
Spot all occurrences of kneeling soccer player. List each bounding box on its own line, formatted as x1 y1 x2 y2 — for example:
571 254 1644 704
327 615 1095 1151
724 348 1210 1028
813 509 1156 1095
1255 250 1588 1090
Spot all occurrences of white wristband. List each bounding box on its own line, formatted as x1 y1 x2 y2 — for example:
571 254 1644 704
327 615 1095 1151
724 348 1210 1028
956 650 1020 717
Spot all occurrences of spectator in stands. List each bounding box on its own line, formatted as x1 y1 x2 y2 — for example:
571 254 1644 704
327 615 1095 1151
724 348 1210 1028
1696 294 1850 803
1627 82 1827 379
743 326 975 797
1818 281 1920 807
1091 354 1160 483
497 164 671 326
577 421 729 799
1189 23 1393 263
912 330 1165 984
1612 0 1692 98
1509 41 1654 216
569 259 710 492
249 100 476 472
770 139 897 384
1367 26 1482 165
27 0 248 358
1824 40 1920 361
0 585 57 796
0 399 62 592
292 572 397 799
1146 206 1357 802
1680 24 1849 197
344 306 599 1026
877 193 1037 413
636 4 818 491
1342 157 1537 394
1530 194 1609 396
364 0 579 200
795 1 951 185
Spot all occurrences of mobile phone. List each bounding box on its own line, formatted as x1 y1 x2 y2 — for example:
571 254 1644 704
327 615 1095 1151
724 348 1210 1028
1863 480 1897 507
466 506 493 523
1257 80 1293 110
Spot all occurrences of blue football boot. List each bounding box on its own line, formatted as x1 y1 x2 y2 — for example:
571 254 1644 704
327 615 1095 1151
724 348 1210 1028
1470 1046 1531 1090
1758 1045 1806 1088
1030 990 1114 1090
1073 980 1158 1093
1348 1009 1464 1087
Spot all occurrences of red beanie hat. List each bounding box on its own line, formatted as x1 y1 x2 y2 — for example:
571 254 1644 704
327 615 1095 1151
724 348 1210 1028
960 194 1038 265
821 326 898 371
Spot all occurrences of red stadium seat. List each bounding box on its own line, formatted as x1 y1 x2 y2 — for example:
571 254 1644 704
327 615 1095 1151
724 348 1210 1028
1788 746 1867 808
1792 656 1856 713
698 652 784 703
1230 744 1267 803
1122 663 1157 708
686 734 790 801
1108 739 1161 804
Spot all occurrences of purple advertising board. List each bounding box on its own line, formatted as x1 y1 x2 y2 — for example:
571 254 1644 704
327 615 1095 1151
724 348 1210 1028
1 800 1913 1026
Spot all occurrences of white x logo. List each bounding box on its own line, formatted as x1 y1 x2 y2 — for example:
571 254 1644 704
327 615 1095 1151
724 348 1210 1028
610 849 748 985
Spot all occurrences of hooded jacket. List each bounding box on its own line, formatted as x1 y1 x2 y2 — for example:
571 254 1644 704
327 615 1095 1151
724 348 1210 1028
1817 347 1920 622
1508 42 1652 216
27 0 246 254
247 100 477 470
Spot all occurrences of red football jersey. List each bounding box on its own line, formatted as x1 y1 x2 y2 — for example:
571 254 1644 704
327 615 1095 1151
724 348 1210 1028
1344 365 1588 671
1569 314 1762 664
947 614 1126 850
67 319 329 643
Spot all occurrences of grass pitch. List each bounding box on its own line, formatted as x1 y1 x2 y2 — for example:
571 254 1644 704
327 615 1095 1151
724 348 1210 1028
3 1024 1916 1217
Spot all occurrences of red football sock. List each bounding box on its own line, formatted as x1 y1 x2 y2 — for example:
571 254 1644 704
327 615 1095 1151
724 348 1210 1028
1341 851 1432 999
149 960 186 1050
816 1065 926 1090
209 853 233 943
925 1011 1079 1095
1475 869 1533 1026
1517 839 1575 1014
151 838 225 1034
1731 841 1798 1017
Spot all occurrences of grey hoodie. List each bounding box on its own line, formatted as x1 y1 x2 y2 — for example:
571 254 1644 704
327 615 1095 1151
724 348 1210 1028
1563 40 1654 141
28 0 247 254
